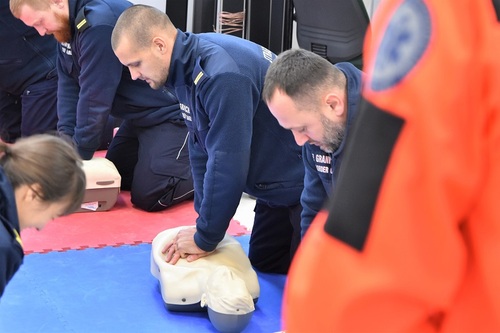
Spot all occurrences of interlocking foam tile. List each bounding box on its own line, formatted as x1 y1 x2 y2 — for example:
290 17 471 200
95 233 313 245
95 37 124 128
0 239 286 333
21 191 250 254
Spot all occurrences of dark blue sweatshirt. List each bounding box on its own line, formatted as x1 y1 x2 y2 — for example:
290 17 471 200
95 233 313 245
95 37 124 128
0 0 57 95
166 31 305 252
300 62 363 236
58 0 183 159
0 167 23 297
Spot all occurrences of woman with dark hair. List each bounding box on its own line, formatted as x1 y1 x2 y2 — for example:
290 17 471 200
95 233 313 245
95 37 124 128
0 134 86 296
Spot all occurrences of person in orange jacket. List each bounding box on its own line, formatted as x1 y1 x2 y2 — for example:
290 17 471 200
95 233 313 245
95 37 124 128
283 0 500 332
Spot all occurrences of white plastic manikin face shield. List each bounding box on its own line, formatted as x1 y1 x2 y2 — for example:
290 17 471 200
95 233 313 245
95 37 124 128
201 266 255 315
201 266 255 333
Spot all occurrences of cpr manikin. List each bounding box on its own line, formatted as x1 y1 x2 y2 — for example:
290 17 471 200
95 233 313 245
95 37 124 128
151 226 260 333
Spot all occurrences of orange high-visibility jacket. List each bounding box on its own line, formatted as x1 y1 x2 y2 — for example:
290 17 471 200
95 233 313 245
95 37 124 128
283 0 500 332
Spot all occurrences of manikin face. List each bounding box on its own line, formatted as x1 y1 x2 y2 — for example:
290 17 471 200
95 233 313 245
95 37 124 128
17 3 72 43
15 185 68 231
114 36 170 90
267 89 346 153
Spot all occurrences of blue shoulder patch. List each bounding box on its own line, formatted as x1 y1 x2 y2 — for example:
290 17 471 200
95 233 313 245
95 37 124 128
370 0 431 91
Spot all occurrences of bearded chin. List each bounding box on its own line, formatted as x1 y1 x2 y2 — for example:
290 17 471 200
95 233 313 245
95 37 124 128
320 116 346 154
54 29 72 43
52 12 72 43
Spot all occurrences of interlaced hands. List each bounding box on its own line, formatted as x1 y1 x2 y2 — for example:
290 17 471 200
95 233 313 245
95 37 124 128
161 227 213 265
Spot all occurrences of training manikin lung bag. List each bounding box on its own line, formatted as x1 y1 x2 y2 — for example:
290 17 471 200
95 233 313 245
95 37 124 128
151 226 260 332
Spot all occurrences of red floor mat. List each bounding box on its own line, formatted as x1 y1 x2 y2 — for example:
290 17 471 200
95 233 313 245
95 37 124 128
21 191 250 254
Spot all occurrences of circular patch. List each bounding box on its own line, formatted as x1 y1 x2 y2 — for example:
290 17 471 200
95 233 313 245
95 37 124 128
370 0 431 91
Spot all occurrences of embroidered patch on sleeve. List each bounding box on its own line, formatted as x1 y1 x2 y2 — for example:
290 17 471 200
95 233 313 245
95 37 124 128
370 0 431 91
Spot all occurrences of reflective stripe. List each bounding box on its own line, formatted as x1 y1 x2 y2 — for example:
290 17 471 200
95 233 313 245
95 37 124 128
13 228 22 248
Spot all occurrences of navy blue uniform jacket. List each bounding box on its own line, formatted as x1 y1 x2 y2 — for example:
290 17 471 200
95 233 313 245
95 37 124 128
0 0 57 94
166 31 304 252
0 167 23 297
301 62 363 236
58 0 183 159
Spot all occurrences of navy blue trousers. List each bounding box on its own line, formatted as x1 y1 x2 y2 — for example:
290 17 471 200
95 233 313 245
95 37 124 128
0 76 58 142
249 200 302 274
106 119 193 212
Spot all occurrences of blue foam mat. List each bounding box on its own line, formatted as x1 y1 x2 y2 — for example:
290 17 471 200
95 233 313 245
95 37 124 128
0 236 285 333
